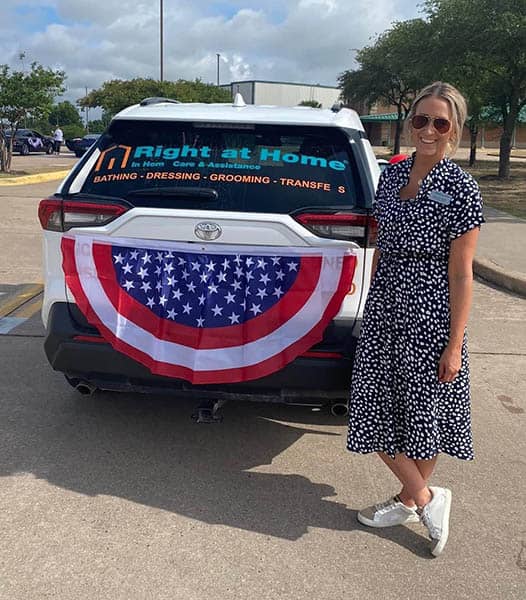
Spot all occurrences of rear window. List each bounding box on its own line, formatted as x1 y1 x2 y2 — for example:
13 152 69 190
80 120 365 213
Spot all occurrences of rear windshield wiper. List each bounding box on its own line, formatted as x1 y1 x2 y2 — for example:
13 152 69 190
125 187 218 200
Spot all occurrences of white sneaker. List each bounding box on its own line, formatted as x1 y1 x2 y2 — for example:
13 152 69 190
419 486 452 557
357 495 420 528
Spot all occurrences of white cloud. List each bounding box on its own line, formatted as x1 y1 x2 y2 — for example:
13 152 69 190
0 0 424 105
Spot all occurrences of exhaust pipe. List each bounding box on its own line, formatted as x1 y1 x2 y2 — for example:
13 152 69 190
75 382 97 395
330 402 349 417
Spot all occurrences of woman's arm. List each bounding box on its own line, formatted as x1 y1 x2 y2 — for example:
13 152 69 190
438 227 480 382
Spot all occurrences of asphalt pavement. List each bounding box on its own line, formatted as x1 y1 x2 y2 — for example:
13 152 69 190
0 281 524 599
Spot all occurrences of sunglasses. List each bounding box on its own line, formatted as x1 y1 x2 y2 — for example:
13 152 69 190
411 114 452 135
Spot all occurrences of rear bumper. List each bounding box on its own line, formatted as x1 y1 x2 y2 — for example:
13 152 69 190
44 302 360 402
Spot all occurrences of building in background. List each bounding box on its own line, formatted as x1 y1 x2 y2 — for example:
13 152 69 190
221 80 341 109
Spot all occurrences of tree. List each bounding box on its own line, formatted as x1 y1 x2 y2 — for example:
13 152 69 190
424 0 526 178
464 93 487 167
0 58 65 172
84 111 113 134
78 78 232 118
298 100 322 108
46 100 85 139
48 100 83 128
426 58 493 166
339 19 432 154
86 118 110 134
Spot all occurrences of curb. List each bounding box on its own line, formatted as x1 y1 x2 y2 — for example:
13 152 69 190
0 283 44 318
0 170 70 186
473 257 526 298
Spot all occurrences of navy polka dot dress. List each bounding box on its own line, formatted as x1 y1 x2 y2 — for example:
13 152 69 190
347 155 485 461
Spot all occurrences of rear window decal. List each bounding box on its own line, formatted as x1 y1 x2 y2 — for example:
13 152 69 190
93 144 347 173
81 123 362 211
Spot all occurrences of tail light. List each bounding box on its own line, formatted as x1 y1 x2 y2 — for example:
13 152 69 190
294 212 377 247
38 199 128 231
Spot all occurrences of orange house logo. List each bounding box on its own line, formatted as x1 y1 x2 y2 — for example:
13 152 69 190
94 144 133 172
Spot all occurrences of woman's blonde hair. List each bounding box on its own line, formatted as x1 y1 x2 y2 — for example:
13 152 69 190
405 81 467 156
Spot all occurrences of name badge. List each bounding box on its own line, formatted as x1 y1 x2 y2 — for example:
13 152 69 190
429 190 452 205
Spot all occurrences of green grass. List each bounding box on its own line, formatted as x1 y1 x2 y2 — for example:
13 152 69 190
458 160 526 220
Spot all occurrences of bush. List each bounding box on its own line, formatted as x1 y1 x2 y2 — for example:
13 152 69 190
62 124 85 140
298 100 322 108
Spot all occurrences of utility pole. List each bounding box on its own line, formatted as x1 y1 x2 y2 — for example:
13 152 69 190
85 86 89 133
216 53 220 86
160 0 164 81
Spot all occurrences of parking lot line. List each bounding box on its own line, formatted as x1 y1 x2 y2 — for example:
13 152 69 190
0 317 26 334
0 284 43 319
10 294 43 319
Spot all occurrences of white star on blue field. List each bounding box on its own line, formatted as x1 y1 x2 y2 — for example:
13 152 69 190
112 244 299 328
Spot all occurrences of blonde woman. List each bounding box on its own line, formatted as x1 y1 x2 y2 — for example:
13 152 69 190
347 82 484 557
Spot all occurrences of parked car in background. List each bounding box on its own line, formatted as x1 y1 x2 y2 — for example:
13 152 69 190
3 129 55 155
65 134 101 157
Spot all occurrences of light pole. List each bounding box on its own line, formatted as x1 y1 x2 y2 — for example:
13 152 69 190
216 53 220 86
160 0 164 81
85 86 89 132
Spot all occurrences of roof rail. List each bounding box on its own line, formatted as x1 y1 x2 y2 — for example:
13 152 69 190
139 97 181 106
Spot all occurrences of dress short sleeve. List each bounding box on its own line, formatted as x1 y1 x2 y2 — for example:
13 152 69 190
449 178 485 240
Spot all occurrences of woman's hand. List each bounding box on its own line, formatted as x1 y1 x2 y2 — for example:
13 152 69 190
438 345 462 383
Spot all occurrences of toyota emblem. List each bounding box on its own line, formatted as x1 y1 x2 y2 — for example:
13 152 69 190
194 222 222 241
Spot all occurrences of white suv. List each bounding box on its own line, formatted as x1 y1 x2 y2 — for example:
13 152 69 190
39 95 379 416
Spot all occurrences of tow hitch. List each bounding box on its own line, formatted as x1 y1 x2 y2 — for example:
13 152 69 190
191 400 226 424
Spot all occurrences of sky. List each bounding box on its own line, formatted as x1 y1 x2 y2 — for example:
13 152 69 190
0 0 425 107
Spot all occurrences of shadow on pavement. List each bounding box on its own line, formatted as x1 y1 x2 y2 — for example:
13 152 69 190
0 336 431 556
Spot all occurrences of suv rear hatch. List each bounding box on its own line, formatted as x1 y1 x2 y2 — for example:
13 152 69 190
53 119 375 356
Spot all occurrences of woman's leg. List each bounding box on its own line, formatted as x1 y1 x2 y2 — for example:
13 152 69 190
415 457 438 484
377 452 432 507
373 453 450 554
402 457 438 505
377 452 415 505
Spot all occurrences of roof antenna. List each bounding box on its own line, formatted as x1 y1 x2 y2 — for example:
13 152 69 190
233 93 246 107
